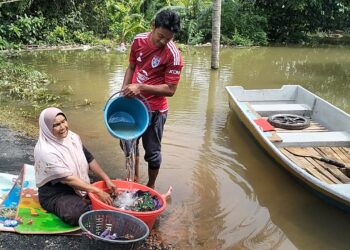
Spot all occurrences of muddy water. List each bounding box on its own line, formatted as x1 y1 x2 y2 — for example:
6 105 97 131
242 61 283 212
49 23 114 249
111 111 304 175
15 46 350 249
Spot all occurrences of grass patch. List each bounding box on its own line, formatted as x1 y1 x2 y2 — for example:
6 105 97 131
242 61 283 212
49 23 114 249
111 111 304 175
0 55 68 136
0 104 38 137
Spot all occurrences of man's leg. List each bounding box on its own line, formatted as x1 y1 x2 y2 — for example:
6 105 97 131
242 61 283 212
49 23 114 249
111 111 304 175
142 111 167 188
147 168 159 189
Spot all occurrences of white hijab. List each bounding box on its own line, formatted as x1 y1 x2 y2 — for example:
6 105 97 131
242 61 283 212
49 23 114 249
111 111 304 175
34 107 90 196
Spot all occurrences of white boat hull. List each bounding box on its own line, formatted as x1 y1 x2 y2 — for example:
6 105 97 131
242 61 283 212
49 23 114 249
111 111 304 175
226 85 350 211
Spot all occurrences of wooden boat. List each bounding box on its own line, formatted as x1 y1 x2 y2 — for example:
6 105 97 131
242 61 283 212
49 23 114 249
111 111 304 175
226 85 350 211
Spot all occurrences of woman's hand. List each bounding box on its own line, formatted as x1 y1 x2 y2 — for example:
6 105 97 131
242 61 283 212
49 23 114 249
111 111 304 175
95 188 113 206
105 179 117 196
89 160 118 197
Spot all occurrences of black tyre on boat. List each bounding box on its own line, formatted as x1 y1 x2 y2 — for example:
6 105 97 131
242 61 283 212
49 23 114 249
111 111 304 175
268 114 310 130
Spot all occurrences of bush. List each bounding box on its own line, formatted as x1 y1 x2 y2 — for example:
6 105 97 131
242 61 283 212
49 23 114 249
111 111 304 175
250 31 268 46
0 36 10 50
221 1 268 46
0 15 46 45
72 31 97 44
46 26 67 44
231 33 253 46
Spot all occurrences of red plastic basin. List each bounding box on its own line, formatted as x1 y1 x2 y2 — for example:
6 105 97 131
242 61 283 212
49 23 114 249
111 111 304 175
88 180 166 229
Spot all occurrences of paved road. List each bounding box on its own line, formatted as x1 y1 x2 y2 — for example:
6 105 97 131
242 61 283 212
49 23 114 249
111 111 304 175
0 126 35 174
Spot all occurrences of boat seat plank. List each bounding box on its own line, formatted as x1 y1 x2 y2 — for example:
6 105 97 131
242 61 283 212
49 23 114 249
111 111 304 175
276 129 328 133
280 148 334 184
275 132 350 147
275 123 327 132
251 103 312 116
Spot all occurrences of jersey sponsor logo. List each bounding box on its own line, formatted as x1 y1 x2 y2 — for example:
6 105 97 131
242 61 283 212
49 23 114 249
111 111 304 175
136 70 149 83
168 69 181 75
151 56 161 68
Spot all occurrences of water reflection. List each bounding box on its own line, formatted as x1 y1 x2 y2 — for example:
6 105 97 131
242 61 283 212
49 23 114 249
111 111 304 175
12 46 350 249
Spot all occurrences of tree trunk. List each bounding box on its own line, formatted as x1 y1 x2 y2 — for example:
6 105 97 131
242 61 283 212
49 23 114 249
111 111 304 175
211 0 221 69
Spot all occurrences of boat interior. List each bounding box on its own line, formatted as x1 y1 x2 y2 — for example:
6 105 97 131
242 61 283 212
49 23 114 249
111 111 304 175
229 85 350 184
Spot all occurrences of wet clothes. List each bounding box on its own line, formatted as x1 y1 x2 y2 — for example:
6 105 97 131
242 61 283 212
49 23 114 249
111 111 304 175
112 190 162 212
38 146 94 226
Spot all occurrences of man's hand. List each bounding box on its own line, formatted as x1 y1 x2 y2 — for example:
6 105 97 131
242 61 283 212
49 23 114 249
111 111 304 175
122 83 177 97
122 84 141 97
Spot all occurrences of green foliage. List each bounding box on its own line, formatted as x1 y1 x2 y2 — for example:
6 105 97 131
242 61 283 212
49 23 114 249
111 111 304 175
188 30 205 45
0 36 10 50
106 0 147 42
94 38 116 48
0 0 32 17
221 1 268 46
0 14 45 45
231 33 253 47
160 1 212 44
195 4 212 43
13 14 45 44
0 0 350 47
46 26 68 44
72 31 97 44
254 0 350 43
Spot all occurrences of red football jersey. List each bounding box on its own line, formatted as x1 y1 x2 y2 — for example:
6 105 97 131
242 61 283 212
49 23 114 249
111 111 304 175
129 32 183 111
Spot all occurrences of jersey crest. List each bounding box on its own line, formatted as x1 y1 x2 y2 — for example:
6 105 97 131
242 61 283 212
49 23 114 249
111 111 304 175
151 56 161 68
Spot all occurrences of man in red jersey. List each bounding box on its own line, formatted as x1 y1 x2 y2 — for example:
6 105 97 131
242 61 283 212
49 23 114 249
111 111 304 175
121 9 183 189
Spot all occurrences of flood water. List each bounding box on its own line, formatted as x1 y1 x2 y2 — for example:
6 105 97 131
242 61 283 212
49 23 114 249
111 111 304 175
15 46 350 249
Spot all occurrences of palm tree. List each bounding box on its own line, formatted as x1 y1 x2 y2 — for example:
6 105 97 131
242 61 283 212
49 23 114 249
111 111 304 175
211 0 221 69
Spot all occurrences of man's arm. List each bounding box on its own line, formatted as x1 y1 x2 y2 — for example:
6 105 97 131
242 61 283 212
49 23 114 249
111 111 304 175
121 64 136 90
123 82 177 97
